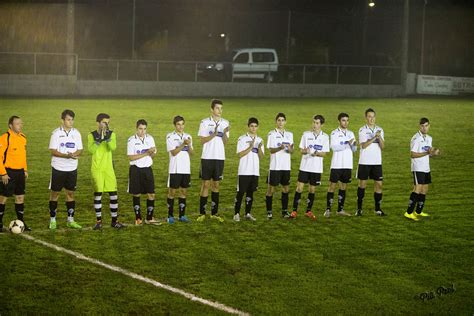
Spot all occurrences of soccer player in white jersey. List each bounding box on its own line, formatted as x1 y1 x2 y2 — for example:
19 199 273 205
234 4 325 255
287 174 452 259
48 109 83 230
404 117 440 221
127 119 159 226
290 115 329 220
166 115 193 224
355 108 385 216
233 117 264 222
324 113 356 217
197 99 229 222
266 112 294 219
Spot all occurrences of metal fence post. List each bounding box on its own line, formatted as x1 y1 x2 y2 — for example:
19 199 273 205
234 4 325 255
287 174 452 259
194 62 198 82
75 54 78 77
33 53 37 75
336 66 339 84
368 66 372 85
116 61 120 80
302 65 306 84
156 62 160 81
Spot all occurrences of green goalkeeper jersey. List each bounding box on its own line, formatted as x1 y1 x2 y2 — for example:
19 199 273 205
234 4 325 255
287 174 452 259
88 130 117 192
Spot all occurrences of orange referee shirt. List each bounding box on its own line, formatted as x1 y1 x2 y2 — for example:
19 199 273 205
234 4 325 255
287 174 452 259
0 129 27 175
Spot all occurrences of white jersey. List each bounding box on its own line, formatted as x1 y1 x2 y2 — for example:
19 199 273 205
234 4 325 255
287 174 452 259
267 129 293 171
410 131 432 172
330 127 356 169
298 130 330 173
358 125 384 165
237 133 264 176
166 131 192 174
49 127 83 172
127 134 156 168
198 117 229 160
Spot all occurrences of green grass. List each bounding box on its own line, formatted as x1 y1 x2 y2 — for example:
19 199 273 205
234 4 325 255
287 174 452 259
0 98 473 315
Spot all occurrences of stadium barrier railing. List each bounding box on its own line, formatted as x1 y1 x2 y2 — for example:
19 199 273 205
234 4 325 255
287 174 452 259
0 52 400 85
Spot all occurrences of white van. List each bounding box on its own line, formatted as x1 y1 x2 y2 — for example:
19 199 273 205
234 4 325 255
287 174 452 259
231 48 279 83
199 48 279 83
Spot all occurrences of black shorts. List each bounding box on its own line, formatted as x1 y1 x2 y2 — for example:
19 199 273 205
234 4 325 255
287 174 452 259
357 165 383 181
268 170 291 186
128 165 155 194
0 168 26 197
49 168 77 192
168 174 191 189
237 175 259 192
298 171 322 186
413 172 431 185
200 159 224 181
329 169 352 184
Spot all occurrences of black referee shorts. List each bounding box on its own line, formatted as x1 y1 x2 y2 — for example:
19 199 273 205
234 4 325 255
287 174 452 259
200 159 224 181
0 168 26 197
128 165 155 194
49 167 78 192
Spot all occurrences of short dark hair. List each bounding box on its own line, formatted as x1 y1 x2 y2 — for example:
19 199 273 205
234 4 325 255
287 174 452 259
136 119 147 128
211 99 223 109
173 115 185 125
61 109 75 120
248 117 259 126
338 112 349 121
419 117 430 125
275 112 286 121
8 115 20 126
313 114 325 124
365 108 375 116
96 113 110 122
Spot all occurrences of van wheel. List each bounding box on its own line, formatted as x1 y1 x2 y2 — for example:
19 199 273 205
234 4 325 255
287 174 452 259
265 73 274 83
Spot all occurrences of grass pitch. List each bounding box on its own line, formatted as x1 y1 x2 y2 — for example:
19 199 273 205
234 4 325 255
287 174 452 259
0 97 473 315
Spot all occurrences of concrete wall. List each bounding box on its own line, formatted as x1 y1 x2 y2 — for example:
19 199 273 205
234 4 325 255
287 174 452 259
0 75 403 98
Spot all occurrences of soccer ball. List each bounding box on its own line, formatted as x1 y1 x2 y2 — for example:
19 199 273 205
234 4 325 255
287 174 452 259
9 220 25 234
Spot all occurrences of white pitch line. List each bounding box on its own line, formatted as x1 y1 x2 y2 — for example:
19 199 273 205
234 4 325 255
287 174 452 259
20 234 249 316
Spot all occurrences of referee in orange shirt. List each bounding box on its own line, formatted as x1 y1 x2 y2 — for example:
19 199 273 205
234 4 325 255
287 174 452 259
0 116 31 231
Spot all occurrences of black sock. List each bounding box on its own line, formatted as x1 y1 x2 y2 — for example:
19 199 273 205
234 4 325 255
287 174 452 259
406 192 418 214
234 191 244 215
374 192 383 212
337 190 346 211
211 192 219 215
281 192 289 211
0 203 5 224
292 191 301 212
167 198 174 218
200 196 208 215
326 192 334 209
357 187 365 210
66 201 75 220
133 196 141 220
266 195 273 212
49 200 58 219
94 192 102 221
306 193 315 212
245 191 254 214
178 198 186 217
146 199 154 220
109 191 118 222
15 203 24 221
415 194 426 214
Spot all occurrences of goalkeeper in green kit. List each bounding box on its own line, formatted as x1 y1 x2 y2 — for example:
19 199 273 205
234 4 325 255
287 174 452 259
88 113 125 230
